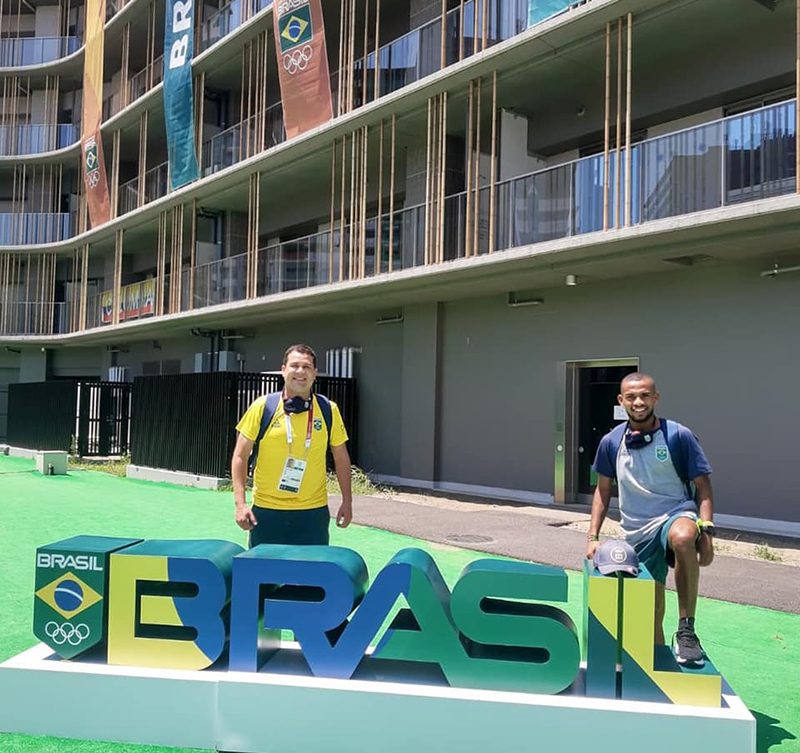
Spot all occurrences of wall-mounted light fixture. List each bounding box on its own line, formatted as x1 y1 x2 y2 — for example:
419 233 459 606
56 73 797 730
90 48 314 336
565 274 578 286
376 313 404 325
507 292 544 308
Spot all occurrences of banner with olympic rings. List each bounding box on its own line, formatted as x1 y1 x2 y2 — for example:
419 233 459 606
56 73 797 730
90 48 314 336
273 0 333 139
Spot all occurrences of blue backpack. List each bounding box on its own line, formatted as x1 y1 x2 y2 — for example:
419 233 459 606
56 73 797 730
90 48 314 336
247 392 333 477
601 419 695 499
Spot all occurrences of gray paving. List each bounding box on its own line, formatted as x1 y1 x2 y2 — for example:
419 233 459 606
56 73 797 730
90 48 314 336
336 495 800 615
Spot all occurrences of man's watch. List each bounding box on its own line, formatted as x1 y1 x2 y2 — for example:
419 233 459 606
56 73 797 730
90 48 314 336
698 521 716 537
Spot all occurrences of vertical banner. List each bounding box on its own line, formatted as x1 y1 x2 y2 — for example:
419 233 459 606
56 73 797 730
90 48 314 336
274 0 334 139
164 0 199 190
81 0 112 227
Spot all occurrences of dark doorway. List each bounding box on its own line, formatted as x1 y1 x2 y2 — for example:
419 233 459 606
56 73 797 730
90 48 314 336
576 364 638 494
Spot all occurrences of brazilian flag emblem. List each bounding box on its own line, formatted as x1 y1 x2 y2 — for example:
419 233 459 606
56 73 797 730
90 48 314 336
279 5 313 53
85 139 98 173
33 536 142 660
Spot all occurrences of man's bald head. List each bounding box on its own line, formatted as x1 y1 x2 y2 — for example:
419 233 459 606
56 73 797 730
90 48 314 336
620 372 656 393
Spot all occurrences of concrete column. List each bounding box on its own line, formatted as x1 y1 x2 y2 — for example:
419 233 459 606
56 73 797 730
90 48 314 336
399 302 442 483
19 348 50 382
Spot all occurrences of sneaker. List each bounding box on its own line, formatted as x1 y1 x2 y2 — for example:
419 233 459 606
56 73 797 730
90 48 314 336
673 626 706 667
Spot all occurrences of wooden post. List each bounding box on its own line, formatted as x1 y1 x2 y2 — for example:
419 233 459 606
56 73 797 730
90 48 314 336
603 22 611 231
466 81 474 257
337 0 345 115
440 0 447 69
361 125 368 278
624 12 633 227
615 18 622 229
189 199 197 310
474 77 482 256
388 113 396 272
374 0 381 100
362 0 369 106
196 71 205 166
439 92 447 263
796 0 799 192
80 244 89 330
339 135 347 281
348 130 356 278
330 140 337 282
459 0 465 60
138 110 148 207
111 129 121 218
425 97 433 265
121 23 130 108
489 70 497 254
376 120 384 273
112 229 123 326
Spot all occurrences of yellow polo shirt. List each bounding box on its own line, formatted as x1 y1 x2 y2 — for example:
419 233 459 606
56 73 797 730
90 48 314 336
236 395 348 510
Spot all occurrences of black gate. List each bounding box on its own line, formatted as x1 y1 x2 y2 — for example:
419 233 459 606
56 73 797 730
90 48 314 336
130 371 358 478
78 382 132 457
7 380 131 456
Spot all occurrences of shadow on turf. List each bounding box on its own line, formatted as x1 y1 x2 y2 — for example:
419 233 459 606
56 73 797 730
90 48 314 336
754 710 796 753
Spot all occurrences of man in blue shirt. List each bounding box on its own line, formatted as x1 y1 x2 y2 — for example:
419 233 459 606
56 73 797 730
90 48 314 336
586 372 715 666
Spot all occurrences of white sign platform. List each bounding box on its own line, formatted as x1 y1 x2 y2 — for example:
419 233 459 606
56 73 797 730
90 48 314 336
0 643 756 752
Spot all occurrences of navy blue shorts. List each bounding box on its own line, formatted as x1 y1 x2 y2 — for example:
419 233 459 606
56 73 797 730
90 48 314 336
249 505 331 548
634 511 698 584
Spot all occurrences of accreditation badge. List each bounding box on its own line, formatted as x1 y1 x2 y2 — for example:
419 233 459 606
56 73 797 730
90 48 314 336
278 456 307 493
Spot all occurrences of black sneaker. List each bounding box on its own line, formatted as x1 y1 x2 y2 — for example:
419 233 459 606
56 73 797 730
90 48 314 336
673 626 706 667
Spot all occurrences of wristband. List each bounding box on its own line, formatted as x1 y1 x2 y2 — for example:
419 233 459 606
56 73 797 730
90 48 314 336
697 520 715 537
587 533 600 541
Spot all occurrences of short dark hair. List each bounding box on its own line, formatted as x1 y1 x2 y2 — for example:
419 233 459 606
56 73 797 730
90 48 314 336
620 372 657 392
283 344 317 367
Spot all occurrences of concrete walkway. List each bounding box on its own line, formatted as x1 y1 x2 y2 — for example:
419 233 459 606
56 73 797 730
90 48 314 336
334 493 800 615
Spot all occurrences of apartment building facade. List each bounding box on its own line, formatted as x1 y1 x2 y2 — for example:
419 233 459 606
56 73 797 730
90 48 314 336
1 0 798 534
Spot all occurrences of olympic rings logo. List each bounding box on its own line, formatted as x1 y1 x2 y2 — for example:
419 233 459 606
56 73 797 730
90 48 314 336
45 621 90 646
283 45 312 75
87 171 100 188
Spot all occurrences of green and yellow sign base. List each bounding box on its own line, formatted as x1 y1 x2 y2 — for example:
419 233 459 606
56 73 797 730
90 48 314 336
0 641 755 752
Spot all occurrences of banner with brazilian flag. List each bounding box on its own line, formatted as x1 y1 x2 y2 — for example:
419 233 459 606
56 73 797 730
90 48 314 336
273 0 333 139
81 0 112 227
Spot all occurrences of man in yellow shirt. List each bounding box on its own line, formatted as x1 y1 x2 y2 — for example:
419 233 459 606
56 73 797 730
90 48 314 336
231 344 353 546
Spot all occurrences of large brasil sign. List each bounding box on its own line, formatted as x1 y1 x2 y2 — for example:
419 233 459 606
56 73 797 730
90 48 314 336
34 537 721 706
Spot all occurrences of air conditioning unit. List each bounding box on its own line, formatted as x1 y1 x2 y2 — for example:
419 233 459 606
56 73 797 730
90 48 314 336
194 350 240 373
107 366 129 382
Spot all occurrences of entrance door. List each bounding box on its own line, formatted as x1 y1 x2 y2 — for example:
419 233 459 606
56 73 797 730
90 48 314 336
555 359 638 504
576 365 638 495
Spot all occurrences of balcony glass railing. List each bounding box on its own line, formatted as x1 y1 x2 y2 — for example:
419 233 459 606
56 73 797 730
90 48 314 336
201 103 285 175
118 160 169 215
0 36 80 67
128 54 164 104
0 301 70 335
0 123 79 156
7 100 796 328
197 0 273 53
0 213 73 246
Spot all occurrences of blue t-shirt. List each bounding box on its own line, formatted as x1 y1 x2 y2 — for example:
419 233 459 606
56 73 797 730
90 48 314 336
593 420 712 546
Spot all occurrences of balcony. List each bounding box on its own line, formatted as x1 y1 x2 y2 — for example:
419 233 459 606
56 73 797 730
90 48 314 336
0 36 80 67
0 213 74 246
118 160 169 215
197 0 273 54
0 124 79 156
0 301 70 336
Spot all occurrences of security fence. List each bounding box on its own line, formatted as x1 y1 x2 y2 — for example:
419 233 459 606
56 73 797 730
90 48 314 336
130 372 358 478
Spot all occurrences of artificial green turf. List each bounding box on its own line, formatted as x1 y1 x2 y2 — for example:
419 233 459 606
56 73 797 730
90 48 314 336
0 455 797 753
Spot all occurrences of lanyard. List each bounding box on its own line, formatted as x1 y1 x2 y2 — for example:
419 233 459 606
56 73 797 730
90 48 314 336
284 399 314 454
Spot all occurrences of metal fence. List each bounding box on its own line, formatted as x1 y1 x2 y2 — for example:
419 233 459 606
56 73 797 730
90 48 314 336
7 381 78 452
6 380 131 456
130 372 358 478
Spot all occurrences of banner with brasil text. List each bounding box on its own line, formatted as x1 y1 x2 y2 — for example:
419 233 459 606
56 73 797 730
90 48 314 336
274 0 333 139
163 0 199 190
81 0 112 227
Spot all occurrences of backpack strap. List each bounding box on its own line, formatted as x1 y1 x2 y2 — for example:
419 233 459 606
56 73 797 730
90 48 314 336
661 418 695 500
247 391 282 476
601 422 628 480
314 394 333 438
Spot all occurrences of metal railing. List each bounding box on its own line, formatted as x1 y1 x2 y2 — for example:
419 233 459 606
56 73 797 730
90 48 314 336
6 100 796 331
0 36 80 67
128 54 164 104
118 160 169 215
0 213 73 245
0 301 69 335
0 123 79 156
197 0 273 53
201 103 285 175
